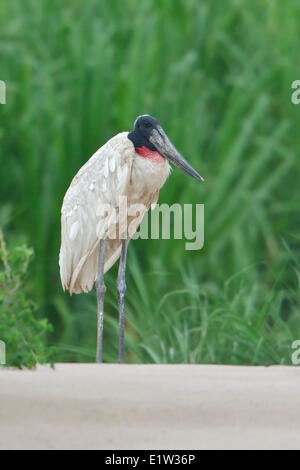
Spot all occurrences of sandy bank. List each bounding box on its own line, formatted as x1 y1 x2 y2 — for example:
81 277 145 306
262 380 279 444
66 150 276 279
0 364 299 450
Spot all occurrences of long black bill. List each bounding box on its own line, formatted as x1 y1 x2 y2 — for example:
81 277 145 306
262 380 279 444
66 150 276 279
149 126 204 182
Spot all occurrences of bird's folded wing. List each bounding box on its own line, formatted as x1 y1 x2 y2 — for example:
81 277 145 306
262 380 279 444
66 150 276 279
59 132 134 294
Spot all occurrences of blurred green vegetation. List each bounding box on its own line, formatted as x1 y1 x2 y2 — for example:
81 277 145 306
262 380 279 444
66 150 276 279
0 231 55 368
0 0 299 364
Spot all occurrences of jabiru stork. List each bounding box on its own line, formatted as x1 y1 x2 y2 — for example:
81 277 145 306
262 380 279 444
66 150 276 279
59 115 204 363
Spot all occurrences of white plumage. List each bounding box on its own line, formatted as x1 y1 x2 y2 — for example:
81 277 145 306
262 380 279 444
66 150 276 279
59 132 170 294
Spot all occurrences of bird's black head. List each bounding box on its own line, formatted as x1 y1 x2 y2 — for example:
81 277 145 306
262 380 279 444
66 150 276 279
128 114 204 182
128 115 161 151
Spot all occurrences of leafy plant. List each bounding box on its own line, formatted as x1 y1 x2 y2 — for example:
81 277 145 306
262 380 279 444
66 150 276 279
0 231 55 368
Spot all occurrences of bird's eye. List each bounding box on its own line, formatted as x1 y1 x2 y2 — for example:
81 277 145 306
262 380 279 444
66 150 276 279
144 121 151 128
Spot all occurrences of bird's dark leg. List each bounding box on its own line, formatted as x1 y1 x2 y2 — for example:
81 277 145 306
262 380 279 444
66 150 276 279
96 238 107 363
117 239 129 363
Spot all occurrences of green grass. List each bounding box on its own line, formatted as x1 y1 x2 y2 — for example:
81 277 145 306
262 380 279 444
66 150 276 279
0 0 299 364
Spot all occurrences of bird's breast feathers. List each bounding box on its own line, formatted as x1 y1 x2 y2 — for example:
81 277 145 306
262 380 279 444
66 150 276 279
129 139 170 200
